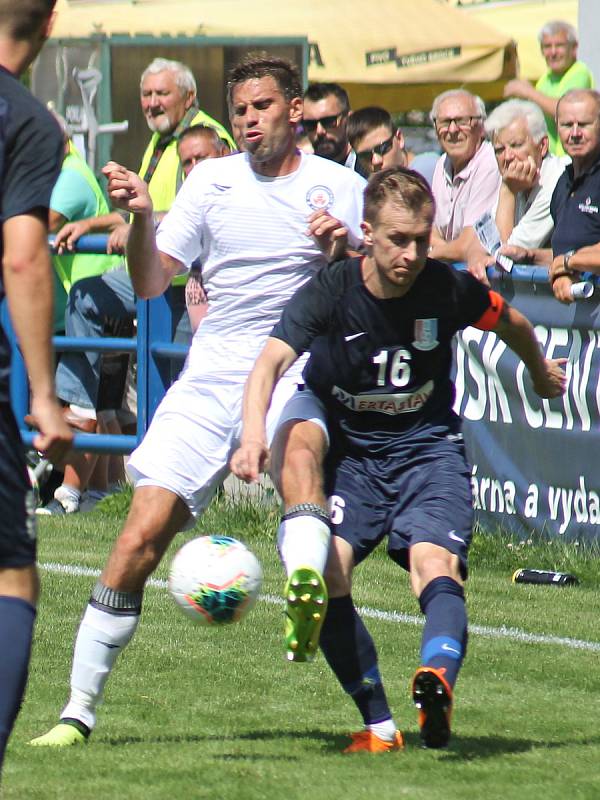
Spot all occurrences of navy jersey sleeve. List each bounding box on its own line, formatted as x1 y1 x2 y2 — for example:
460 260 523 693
1 84 62 222
451 269 503 331
271 262 344 355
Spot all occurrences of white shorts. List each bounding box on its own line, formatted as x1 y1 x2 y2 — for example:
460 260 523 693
273 385 329 442
127 370 303 520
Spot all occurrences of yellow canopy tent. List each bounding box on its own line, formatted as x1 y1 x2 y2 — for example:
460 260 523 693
52 0 517 111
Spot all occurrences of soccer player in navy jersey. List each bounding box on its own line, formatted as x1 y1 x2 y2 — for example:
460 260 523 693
231 167 566 752
0 0 72 772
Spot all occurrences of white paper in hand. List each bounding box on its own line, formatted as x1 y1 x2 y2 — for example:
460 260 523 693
474 211 513 273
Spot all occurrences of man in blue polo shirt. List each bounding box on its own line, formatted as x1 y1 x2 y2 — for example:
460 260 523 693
548 89 600 302
499 89 600 301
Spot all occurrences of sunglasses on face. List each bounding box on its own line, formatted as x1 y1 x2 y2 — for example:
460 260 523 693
302 113 345 133
356 134 395 162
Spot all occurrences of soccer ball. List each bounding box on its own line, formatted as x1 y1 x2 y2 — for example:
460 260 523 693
168 535 263 625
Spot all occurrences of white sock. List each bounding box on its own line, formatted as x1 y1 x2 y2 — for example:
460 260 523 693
56 485 81 505
61 604 140 730
367 718 398 742
277 515 330 578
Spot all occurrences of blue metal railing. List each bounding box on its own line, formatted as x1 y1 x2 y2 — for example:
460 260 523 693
3 234 189 454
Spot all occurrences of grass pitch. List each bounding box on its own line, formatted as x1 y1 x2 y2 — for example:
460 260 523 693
3 491 600 800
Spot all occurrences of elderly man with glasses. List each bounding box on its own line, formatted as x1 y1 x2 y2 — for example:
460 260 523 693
302 82 359 171
428 89 501 276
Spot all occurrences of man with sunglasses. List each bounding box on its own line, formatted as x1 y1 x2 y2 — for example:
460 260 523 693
347 106 439 185
428 89 501 276
302 83 358 171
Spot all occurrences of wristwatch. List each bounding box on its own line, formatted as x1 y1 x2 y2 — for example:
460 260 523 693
563 249 576 272
550 249 577 287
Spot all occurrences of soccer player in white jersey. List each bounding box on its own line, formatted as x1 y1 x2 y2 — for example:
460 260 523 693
31 53 366 747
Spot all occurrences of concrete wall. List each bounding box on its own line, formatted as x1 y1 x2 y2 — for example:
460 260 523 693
578 0 600 87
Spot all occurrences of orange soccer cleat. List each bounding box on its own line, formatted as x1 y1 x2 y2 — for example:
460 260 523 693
343 729 404 754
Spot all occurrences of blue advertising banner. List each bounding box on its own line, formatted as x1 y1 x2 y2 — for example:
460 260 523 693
455 267 600 542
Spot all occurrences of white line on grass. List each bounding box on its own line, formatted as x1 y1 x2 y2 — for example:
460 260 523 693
40 561 600 654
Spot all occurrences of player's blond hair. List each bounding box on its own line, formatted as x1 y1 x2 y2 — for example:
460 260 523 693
363 167 435 226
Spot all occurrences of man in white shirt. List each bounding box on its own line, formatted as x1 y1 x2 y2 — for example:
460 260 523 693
487 99 566 248
466 99 567 274
31 53 365 748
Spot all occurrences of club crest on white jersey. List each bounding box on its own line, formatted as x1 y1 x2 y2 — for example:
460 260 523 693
412 318 439 351
306 185 334 211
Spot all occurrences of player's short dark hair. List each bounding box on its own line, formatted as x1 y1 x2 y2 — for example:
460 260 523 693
178 124 226 151
227 53 302 107
364 167 435 226
0 0 56 39
303 82 350 114
347 107 394 149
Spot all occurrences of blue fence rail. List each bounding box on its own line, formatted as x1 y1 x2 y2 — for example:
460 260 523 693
2 234 189 454
2 236 597 456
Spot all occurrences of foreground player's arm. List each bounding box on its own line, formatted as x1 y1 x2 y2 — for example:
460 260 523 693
492 302 566 398
103 161 182 298
231 338 299 483
3 214 73 461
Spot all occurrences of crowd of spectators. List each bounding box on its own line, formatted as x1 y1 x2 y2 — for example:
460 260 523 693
28 17 599 515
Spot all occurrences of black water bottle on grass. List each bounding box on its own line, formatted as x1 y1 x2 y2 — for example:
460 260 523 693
512 569 579 586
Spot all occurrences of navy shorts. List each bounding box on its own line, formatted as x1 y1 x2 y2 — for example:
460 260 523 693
0 403 37 568
325 433 473 578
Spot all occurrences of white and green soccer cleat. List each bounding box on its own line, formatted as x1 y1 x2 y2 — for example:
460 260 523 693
29 720 89 747
284 566 328 662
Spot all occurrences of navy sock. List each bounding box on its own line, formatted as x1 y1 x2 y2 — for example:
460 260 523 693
319 595 391 725
0 596 36 768
419 576 467 688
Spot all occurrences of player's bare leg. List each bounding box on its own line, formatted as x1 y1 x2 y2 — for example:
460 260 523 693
271 418 327 507
270 419 330 661
320 537 403 752
410 542 466 748
101 486 190 592
30 486 190 746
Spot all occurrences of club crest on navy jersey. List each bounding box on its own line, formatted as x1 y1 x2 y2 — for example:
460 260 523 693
306 185 334 211
412 318 439 351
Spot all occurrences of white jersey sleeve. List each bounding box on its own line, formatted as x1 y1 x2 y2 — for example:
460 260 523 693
156 152 366 378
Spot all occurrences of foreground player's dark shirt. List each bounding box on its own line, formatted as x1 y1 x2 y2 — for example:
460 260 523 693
0 65 62 403
272 256 501 455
